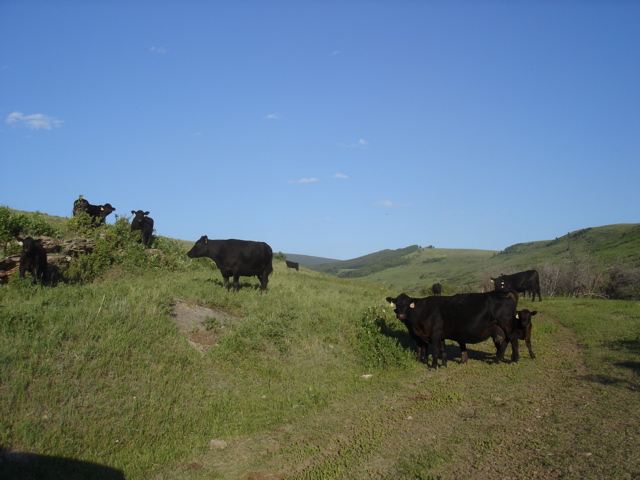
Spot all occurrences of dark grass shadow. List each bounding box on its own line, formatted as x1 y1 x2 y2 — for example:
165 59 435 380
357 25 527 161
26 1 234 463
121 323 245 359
581 371 640 392
202 278 264 291
608 338 640 353
0 449 125 480
582 338 640 391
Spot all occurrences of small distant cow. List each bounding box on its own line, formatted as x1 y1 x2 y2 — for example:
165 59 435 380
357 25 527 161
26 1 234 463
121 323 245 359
19 237 47 285
431 283 442 296
187 236 273 291
130 210 154 247
285 260 299 271
492 270 542 302
73 198 116 224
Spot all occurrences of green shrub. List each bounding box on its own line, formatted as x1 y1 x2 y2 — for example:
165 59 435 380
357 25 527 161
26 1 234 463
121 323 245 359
65 211 102 238
62 216 168 283
354 304 414 369
0 206 60 243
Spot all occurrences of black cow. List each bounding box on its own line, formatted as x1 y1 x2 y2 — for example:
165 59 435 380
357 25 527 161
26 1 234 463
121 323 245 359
481 304 538 363
387 291 516 368
19 237 47 285
386 294 443 364
492 270 542 302
130 210 154 247
187 236 273 291
73 198 116 224
431 283 442 296
512 309 537 361
285 260 299 271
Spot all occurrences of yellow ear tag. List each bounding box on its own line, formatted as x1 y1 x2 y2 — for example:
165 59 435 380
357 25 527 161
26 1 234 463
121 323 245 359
410 303 415 308
389 302 395 307
515 313 520 319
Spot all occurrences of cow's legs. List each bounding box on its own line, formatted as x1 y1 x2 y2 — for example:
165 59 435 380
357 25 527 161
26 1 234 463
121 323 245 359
509 338 520 362
233 275 240 291
535 288 542 302
430 338 442 369
494 337 508 363
258 271 269 291
459 343 468 363
440 340 447 367
525 338 536 359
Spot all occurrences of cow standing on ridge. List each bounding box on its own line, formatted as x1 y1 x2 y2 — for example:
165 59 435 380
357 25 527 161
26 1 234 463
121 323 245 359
19 237 47 285
285 260 299 271
73 197 116 225
187 236 273 291
131 210 154 247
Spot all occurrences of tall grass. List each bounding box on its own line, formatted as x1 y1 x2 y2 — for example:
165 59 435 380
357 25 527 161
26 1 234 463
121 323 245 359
0 259 411 479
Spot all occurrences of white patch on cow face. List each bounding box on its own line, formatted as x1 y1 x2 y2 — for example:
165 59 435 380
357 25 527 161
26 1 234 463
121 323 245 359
389 302 396 308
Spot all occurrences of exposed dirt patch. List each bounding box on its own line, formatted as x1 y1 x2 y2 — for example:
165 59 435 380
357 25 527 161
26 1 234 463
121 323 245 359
170 299 240 354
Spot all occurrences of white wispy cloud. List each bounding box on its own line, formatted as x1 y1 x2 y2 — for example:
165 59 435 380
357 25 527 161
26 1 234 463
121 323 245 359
338 138 369 148
333 173 349 179
373 200 412 208
292 177 319 184
264 113 280 120
150 46 167 54
6 112 63 130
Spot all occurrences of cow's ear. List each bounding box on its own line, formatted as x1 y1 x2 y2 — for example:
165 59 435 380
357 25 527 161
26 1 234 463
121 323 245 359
531 311 538 316
409 302 415 309
203 236 208 244
144 211 150 215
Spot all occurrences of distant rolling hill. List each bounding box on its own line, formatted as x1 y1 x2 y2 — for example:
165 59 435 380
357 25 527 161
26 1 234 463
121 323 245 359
283 253 340 267
308 224 640 296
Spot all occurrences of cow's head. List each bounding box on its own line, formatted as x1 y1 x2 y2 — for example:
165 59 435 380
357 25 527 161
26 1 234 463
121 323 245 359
515 309 537 328
19 236 40 252
100 203 116 219
386 293 417 321
491 277 508 291
186 235 209 259
131 210 150 220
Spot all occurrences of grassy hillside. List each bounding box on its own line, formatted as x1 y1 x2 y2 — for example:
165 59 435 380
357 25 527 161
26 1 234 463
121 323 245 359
2 263 639 479
1 210 640 479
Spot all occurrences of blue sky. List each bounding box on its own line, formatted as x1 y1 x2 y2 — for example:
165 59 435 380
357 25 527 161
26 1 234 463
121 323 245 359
2 1 638 260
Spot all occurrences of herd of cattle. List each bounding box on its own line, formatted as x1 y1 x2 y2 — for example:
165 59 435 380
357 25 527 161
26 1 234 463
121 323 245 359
17 198 542 368
18 198 154 284
388 270 541 368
